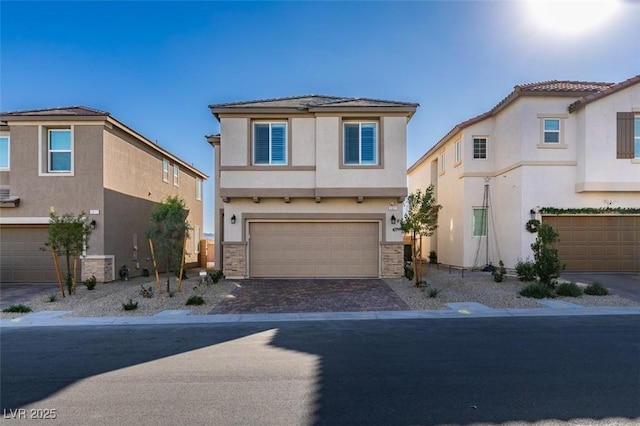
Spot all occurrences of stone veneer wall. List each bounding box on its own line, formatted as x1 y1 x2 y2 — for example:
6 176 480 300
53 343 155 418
223 243 246 278
381 243 404 278
81 256 114 282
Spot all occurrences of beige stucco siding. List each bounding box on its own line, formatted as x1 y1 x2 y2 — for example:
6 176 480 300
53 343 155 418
220 118 249 166
221 171 316 189
0 124 105 218
102 126 204 270
577 84 640 190
291 117 315 166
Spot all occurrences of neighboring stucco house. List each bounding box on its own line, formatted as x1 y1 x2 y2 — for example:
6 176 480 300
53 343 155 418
408 75 639 272
207 95 418 279
0 106 207 282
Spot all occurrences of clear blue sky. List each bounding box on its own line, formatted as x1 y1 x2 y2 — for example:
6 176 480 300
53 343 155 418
2 1 639 233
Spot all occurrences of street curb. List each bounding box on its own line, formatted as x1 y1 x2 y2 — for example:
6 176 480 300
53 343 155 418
2 306 640 328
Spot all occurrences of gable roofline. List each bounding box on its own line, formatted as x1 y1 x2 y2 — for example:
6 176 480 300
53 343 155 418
0 106 208 179
0 105 109 117
568 74 640 112
209 94 419 121
408 79 616 173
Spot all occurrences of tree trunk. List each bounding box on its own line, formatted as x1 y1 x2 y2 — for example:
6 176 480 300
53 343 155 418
411 232 420 287
72 257 78 294
51 249 65 298
148 239 162 293
177 236 187 292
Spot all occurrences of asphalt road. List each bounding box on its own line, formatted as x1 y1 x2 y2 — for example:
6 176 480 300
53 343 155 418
1 316 639 425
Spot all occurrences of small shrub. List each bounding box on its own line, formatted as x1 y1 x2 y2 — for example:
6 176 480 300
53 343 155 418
47 293 58 303
208 269 223 284
515 259 536 282
122 299 139 311
186 295 205 306
519 282 555 299
139 285 154 298
404 264 414 281
556 282 582 297
492 260 507 282
168 290 176 298
2 304 32 313
84 275 97 290
428 288 441 298
585 282 609 296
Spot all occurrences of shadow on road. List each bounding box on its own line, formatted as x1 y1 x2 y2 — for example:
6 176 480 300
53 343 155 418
2 316 639 425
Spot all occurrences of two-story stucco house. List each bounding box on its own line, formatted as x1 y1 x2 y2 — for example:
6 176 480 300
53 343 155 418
0 106 208 283
207 95 418 279
408 75 640 273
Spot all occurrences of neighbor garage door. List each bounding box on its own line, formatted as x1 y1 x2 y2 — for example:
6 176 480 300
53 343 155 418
0 226 59 282
543 216 640 272
249 222 379 278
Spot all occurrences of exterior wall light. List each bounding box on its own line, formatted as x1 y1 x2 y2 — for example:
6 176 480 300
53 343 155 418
390 214 397 225
90 219 97 229
230 214 236 224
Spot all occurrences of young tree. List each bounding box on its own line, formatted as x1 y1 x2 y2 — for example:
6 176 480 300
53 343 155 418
531 221 564 287
400 185 442 287
146 196 191 293
44 208 93 296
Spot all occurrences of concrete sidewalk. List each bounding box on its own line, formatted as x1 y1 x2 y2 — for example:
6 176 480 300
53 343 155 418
2 304 639 328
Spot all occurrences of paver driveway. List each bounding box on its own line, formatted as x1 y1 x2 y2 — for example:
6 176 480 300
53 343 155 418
209 279 410 314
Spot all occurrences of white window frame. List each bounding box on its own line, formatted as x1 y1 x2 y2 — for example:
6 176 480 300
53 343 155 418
537 114 568 148
342 121 379 166
473 207 487 237
0 136 9 171
38 125 74 176
439 152 445 174
173 164 179 186
473 137 487 160
454 140 461 164
162 159 170 182
195 177 203 201
253 121 288 165
543 118 560 144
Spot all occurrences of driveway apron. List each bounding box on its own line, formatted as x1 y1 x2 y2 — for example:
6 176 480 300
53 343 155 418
209 279 410 314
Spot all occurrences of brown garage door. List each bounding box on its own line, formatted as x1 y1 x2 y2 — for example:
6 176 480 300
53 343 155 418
543 216 640 272
0 226 59 282
249 222 379 278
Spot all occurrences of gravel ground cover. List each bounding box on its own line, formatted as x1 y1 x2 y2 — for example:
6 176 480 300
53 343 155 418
1 267 637 319
385 267 639 311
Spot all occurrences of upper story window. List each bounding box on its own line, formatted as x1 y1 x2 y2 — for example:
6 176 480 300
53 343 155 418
195 177 203 201
162 159 170 182
48 129 72 173
439 152 445 174
343 122 378 165
454 140 461 164
173 164 179 186
473 137 487 159
0 136 9 170
543 118 560 143
253 122 287 165
537 115 567 149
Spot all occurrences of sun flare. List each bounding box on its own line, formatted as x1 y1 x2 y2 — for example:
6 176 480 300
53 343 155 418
526 0 621 35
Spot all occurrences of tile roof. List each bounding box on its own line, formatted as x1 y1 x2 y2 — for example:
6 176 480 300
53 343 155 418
569 74 640 112
408 76 634 173
209 94 419 110
515 80 614 93
0 106 109 116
